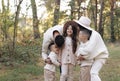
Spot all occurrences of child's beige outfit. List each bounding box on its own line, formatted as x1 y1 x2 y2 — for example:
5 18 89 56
44 51 60 81
60 37 76 81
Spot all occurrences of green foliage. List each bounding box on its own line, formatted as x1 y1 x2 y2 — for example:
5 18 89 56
0 39 42 66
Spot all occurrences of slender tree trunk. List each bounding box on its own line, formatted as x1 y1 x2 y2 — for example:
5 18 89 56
13 0 23 55
98 0 104 37
90 0 97 31
110 0 116 42
1 0 7 40
95 0 97 31
31 0 40 39
7 0 10 11
77 0 82 19
53 0 60 26
70 0 75 20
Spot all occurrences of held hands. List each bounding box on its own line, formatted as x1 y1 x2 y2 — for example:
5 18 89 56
45 57 52 64
77 55 85 61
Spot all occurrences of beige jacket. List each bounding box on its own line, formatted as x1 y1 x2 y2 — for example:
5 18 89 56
42 25 63 60
61 37 76 65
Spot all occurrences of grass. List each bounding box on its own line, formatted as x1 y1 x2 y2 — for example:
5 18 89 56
0 64 43 81
0 43 120 81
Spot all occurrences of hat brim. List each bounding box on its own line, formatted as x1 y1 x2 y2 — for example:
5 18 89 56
75 20 92 31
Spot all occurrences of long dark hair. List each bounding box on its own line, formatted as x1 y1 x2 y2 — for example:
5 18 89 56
63 21 78 53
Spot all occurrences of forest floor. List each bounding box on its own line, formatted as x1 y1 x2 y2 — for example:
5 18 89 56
0 43 120 81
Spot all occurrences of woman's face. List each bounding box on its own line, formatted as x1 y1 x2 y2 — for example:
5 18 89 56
67 25 73 36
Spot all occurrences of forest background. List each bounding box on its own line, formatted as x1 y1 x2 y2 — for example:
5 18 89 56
0 0 120 81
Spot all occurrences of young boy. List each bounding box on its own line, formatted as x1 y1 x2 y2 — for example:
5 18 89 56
76 29 93 81
44 42 61 81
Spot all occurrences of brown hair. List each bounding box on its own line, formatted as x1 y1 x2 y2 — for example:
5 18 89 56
63 21 79 53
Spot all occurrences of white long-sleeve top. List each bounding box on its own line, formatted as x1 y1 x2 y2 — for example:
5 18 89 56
42 25 63 60
76 41 93 67
76 29 109 60
61 37 76 65
44 51 60 72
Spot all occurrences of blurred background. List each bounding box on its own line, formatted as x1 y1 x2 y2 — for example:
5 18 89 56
0 0 120 81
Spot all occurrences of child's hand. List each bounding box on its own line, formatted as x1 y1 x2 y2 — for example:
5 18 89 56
45 58 52 64
77 55 85 61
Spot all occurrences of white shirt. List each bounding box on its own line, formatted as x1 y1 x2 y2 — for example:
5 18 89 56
76 30 109 60
76 41 93 66
42 25 63 60
44 51 60 72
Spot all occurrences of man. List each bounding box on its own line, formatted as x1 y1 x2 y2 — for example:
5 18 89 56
42 25 63 64
75 16 109 81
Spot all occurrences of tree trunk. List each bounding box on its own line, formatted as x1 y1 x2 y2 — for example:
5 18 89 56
110 0 116 42
70 0 75 20
31 0 40 39
53 0 60 26
95 0 97 31
98 0 104 38
2 0 7 40
13 0 23 55
77 0 82 19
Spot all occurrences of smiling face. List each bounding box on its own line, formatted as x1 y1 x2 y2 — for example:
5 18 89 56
66 25 73 36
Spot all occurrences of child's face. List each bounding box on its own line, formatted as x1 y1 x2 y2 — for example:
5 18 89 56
51 44 59 54
67 25 73 36
79 31 88 42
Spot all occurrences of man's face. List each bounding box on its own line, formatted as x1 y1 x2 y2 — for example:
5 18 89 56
53 31 60 38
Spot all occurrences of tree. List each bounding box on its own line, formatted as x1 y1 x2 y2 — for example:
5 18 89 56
31 0 40 39
110 0 116 42
13 0 23 55
98 0 104 37
69 0 75 20
53 0 60 26
95 0 97 31
77 0 82 19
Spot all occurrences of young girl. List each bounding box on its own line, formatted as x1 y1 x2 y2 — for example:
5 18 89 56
60 21 79 81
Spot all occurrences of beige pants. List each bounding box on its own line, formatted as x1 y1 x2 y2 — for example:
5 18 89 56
44 69 55 81
79 66 91 81
60 64 74 81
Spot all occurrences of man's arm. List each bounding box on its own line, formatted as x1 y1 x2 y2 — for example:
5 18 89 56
41 33 52 64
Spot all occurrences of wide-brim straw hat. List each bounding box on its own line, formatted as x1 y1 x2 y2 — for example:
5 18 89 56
75 16 92 31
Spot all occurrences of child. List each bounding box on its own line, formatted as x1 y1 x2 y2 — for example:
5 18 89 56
60 21 79 81
76 29 93 81
44 42 61 81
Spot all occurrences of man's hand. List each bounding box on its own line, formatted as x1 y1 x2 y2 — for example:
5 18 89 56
45 58 52 64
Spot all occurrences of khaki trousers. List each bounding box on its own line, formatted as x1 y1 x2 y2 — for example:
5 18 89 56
79 66 91 81
44 69 55 81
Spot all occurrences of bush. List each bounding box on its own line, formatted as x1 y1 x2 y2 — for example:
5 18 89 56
0 39 42 66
